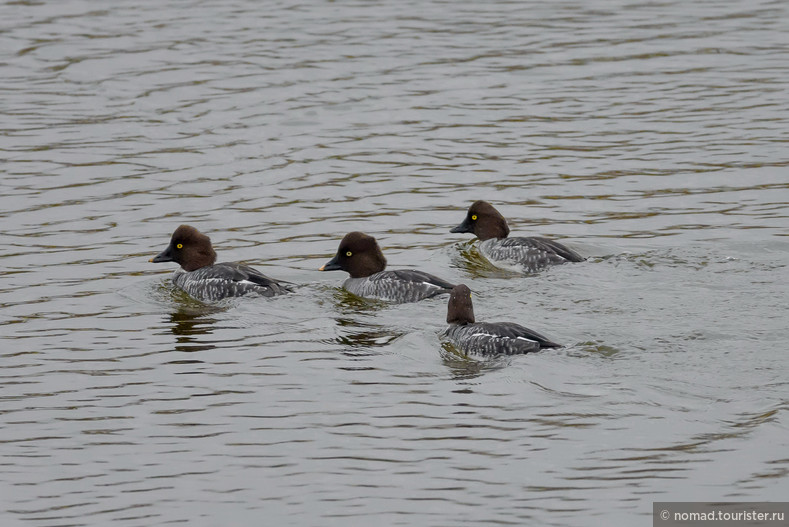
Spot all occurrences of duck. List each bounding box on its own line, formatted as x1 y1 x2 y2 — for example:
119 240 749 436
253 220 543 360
150 225 292 302
445 284 560 355
320 231 455 303
450 200 584 272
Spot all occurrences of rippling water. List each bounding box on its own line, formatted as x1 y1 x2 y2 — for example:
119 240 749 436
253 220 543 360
2 0 788 525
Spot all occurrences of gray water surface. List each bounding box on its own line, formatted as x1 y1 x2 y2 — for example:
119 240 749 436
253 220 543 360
1 0 788 525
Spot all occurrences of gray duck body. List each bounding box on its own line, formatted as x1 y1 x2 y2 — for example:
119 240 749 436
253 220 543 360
344 269 454 303
479 236 584 273
172 262 292 302
446 321 560 356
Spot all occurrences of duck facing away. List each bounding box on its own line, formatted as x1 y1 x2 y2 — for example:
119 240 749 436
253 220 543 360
150 225 292 302
320 231 455 303
450 200 584 273
445 284 560 355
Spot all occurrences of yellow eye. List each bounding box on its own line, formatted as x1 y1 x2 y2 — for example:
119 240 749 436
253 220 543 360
346 251 352 257
176 243 183 249
471 215 477 221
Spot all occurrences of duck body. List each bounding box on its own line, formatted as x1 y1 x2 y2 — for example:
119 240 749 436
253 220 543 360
446 321 560 355
479 236 583 273
171 262 292 302
343 269 454 303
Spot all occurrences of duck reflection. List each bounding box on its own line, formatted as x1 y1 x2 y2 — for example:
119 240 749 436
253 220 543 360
167 303 225 354
327 288 405 352
439 341 510 380
449 240 522 279
334 317 404 350
329 287 388 314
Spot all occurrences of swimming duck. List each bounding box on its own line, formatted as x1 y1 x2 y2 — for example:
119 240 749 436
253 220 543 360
445 284 560 355
450 200 584 272
150 225 292 302
320 231 455 303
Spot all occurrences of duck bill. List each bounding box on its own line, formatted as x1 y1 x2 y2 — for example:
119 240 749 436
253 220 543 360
319 254 342 271
150 245 174 263
450 217 473 234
